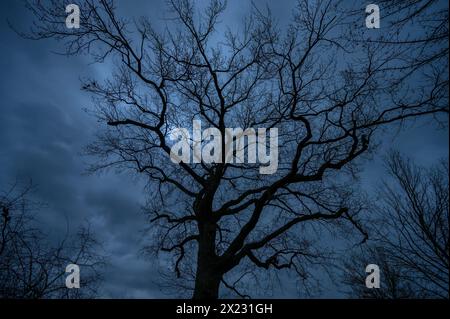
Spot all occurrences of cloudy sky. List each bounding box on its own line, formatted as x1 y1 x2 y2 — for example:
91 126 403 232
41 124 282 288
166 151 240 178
0 0 448 298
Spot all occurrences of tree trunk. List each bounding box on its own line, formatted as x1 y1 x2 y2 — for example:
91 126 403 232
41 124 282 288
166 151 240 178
193 264 222 299
193 219 222 299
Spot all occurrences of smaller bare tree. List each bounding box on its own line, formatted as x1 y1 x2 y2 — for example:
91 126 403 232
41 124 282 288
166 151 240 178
342 245 422 299
0 181 105 299
343 152 449 298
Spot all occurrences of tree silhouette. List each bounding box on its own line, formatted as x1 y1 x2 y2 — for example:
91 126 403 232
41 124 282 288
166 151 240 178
21 0 448 298
343 152 448 298
342 245 420 299
0 181 104 298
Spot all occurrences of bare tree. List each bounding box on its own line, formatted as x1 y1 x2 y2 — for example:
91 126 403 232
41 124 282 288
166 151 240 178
343 153 449 298
342 245 421 299
20 0 448 298
0 181 104 298
353 0 448 115
377 0 448 61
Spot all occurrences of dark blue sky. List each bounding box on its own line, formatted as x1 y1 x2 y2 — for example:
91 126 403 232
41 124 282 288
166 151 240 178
0 0 448 298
